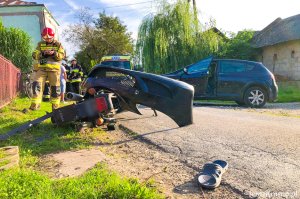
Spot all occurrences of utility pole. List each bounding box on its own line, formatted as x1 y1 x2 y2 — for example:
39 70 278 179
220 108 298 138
188 0 197 11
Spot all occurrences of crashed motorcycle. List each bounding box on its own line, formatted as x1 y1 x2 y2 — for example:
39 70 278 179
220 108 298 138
1 66 194 140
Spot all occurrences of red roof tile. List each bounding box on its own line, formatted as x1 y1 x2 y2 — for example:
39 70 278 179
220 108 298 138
0 0 36 6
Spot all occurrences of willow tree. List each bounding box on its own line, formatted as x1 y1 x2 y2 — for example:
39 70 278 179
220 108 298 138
136 0 221 74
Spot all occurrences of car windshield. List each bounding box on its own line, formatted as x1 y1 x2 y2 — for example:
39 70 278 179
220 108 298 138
187 57 212 73
101 61 131 70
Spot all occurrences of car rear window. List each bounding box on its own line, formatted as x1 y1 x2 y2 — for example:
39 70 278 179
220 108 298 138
219 61 256 74
89 69 136 88
101 61 131 70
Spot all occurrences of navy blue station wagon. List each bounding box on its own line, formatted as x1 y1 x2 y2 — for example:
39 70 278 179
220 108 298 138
164 57 278 108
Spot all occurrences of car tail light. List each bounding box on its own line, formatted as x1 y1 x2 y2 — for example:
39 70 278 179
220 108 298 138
88 88 96 95
95 97 108 112
95 118 104 126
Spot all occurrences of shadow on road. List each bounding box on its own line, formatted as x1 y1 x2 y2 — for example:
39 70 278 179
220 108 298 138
117 115 156 122
92 125 180 148
193 102 239 108
173 178 200 195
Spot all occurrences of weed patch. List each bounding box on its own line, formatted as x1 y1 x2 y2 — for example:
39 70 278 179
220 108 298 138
0 164 163 199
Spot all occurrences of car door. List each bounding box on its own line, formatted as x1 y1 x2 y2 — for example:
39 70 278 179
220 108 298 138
180 57 213 97
217 60 248 99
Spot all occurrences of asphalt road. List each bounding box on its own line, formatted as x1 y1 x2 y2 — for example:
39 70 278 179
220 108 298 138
118 104 300 198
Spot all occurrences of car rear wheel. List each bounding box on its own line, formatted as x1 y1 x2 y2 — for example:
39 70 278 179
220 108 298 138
244 87 267 108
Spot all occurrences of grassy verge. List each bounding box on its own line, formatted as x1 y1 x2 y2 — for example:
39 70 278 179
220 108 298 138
194 100 235 105
0 164 162 199
0 97 163 198
277 81 300 103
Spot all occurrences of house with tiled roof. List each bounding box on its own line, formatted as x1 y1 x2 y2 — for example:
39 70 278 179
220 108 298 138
252 14 300 80
0 0 59 47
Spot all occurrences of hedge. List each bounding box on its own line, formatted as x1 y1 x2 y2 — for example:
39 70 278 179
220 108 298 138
0 20 32 72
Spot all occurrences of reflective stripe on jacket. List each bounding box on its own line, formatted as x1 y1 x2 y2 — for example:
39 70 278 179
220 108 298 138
66 64 84 82
32 40 65 70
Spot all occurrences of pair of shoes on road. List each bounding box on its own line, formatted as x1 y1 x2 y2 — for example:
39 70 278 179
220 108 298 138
198 160 228 189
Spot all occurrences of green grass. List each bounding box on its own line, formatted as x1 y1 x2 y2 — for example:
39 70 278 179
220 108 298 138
0 164 163 199
277 82 300 103
0 159 10 167
0 97 163 198
0 149 7 159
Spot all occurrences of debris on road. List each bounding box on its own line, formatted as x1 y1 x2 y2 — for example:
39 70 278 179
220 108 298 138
198 160 228 189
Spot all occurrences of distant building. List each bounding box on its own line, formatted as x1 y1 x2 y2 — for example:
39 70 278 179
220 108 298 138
252 14 300 80
0 0 59 48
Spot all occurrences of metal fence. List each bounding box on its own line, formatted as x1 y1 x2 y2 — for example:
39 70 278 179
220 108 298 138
0 54 21 109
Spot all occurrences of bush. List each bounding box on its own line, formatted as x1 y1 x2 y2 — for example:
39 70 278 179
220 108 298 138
217 30 258 61
0 20 32 72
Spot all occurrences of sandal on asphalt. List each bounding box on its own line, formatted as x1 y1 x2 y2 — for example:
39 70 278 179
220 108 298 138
213 160 228 172
198 160 228 189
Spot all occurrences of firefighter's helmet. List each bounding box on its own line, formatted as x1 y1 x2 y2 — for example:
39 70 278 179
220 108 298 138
42 27 55 40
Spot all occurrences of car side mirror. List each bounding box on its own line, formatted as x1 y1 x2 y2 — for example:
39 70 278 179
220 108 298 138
183 67 188 74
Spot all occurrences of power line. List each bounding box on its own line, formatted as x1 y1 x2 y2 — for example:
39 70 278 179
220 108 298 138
55 1 154 12
92 0 153 10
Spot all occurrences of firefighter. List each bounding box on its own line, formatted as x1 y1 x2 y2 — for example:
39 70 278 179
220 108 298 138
29 27 65 110
66 58 83 94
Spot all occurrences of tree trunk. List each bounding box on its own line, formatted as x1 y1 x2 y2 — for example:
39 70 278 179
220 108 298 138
188 0 197 22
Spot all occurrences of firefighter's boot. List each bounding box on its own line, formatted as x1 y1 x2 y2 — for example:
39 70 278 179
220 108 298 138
29 103 40 111
52 104 59 111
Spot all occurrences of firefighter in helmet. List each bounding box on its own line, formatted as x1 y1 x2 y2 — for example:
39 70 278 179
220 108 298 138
30 27 65 110
65 58 84 94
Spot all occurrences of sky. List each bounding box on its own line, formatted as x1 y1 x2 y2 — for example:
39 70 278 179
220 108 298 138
31 0 300 57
